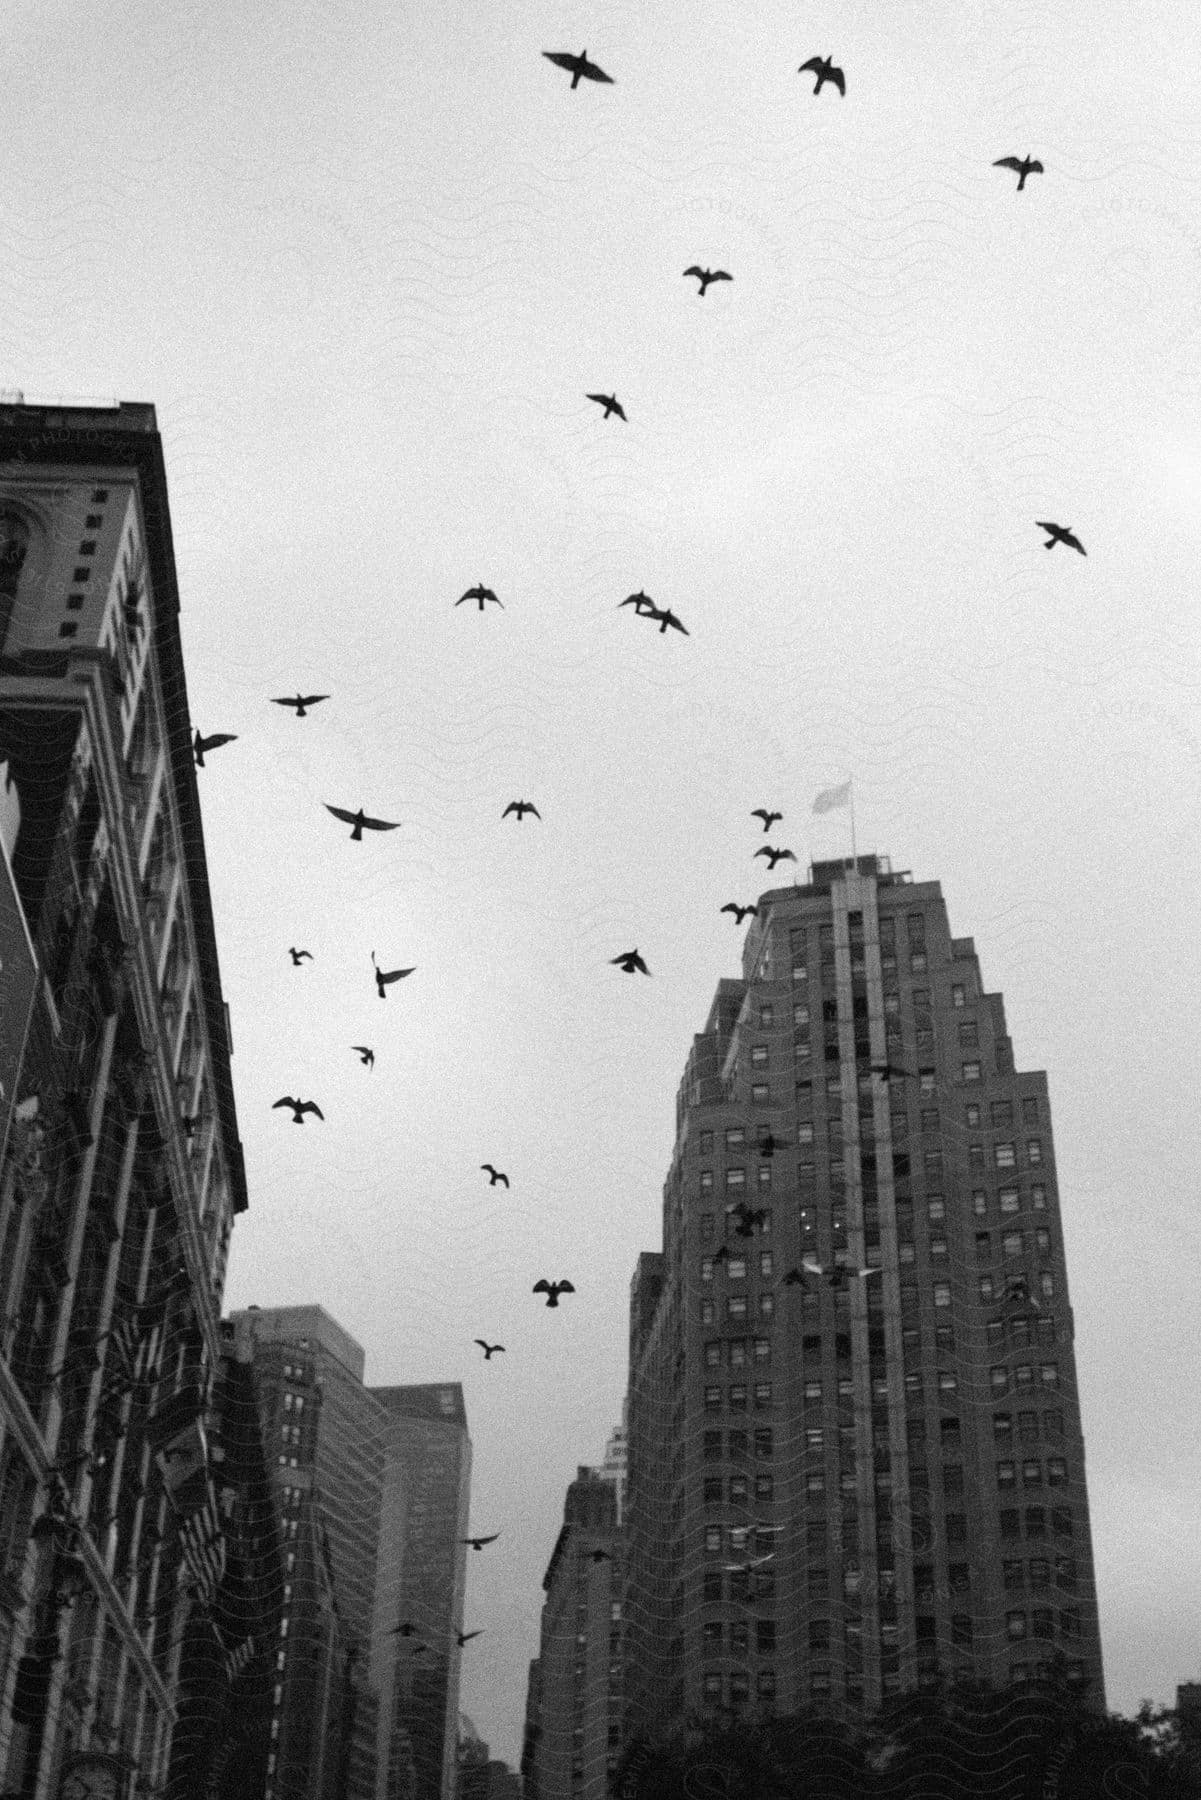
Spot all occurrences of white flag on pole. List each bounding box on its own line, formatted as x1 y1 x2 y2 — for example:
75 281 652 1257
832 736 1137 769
812 780 852 815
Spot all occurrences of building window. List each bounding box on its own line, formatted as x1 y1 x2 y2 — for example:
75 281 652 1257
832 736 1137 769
1007 1612 1027 1641
999 1186 1020 1214
727 1256 747 1280
751 1084 769 1104
995 1142 1016 1168
701 1259 714 1282
1022 1460 1042 1487
700 1170 714 1191
726 1168 746 1190
704 1386 722 1412
725 1128 745 1150
729 1385 748 1410
933 1283 951 1308
750 1046 769 1066
700 1130 714 1153
1002 1231 1023 1258
1027 1139 1043 1164
962 1061 981 1082
965 1104 981 1127
1031 1184 1047 1210
700 1299 715 1324
1047 1458 1068 1487
997 1461 1016 1489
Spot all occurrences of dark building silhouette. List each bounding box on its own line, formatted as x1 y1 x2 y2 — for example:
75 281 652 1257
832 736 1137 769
624 856 1105 1740
0 400 248 1798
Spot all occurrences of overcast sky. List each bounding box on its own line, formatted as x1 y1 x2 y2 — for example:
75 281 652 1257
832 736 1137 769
7 0 1201 1766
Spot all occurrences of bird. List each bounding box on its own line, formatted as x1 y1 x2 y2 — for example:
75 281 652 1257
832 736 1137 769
870 1059 919 1083
802 1256 882 1292
474 1340 505 1359
533 1279 575 1308
273 1097 324 1124
611 949 650 975
799 55 845 96
542 49 613 88
619 591 656 614
724 1552 775 1573
757 1132 786 1159
461 1533 500 1551
751 809 782 832
589 1548 612 1563
755 846 797 870
480 1165 510 1188
646 604 689 636
729 1203 768 1240
503 801 541 821
324 805 401 840
712 1244 730 1265
288 947 313 966
372 953 415 998
351 1046 375 1068
721 904 758 924
457 1629 483 1646
1036 521 1086 555
587 393 626 420
411 1644 432 1657
193 731 237 768
180 1113 201 1140
271 694 329 717
389 1621 418 1638
457 585 502 610
683 266 732 297
994 155 1043 191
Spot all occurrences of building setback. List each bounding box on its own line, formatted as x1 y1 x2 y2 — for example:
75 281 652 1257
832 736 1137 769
0 401 249 1799
624 855 1104 1741
369 1385 472 1800
525 1467 623 1800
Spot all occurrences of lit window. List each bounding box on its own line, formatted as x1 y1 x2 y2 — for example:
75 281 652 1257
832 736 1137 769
750 1046 769 1066
1039 1271 1055 1300
1027 1139 1043 1164
751 1084 769 1103
996 1143 1016 1168
704 1386 722 1412
701 1259 714 1282
999 1187 1020 1214
759 1006 773 1027
962 1061 981 1082
700 1170 713 1191
727 1296 747 1319
1047 1458 1067 1487
979 1275 995 1301
997 1461 1016 1489
759 1251 773 1278
804 1379 822 1401
965 1104 980 1126
1040 1364 1059 1388
1031 1184 1047 1210
933 1283 951 1308
700 1299 715 1324
729 1384 747 1410
725 1128 745 1149
727 1256 747 1279
972 1191 988 1215
1007 1612 1027 1641
1002 1231 1023 1258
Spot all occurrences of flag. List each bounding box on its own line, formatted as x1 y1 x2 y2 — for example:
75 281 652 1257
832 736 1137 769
812 780 852 814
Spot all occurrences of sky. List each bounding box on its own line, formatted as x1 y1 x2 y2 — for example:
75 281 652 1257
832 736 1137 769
6 0 1201 1767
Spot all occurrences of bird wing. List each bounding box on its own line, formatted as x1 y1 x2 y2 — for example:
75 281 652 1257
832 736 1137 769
858 1266 883 1278
1029 160 1044 173
481 1163 497 1175
1035 521 1060 533
297 694 329 706
753 847 771 859
477 1533 499 1545
325 804 359 825
527 805 541 818
201 733 237 750
720 904 739 916
460 1630 483 1642
710 271 732 283
299 1102 324 1119
542 51 579 71
799 57 823 73
557 1280 576 1294
780 849 797 861
533 1280 551 1294
379 967 415 985
665 612 689 634
581 58 613 82
502 803 519 817
273 1097 298 1110
631 955 649 974
351 1046 372 1054
683 266 706 279
360 814 401 831
802 1258 825 1275
994 158 1022 171
474 1340 490 1350
271 697 300 708
831 68 846 94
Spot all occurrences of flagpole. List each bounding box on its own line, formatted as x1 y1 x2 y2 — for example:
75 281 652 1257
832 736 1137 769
849 777 857 868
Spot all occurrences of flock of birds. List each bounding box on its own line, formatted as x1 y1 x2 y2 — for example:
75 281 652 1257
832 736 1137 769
180 35 1089 1681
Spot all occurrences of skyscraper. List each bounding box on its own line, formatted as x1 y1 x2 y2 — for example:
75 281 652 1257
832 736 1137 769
0 400 249 1798
624 855 1104 1740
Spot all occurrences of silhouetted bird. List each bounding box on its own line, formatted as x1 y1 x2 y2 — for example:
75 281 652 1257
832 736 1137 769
461 1533 500 1551
474 1340 505 1359
193 731 237 768
994 155 1043 191
684 266 732 296
619 591 656 614
542 49 613 88
457 1629 483 1646
389 1621 418 1638
802 1256 882 1292
351 1046 375 1068
647 604 688 636
589 1548 612 1563
871 1059 919 1083
587 392 626 420
324 805 401 840
721 903 758 923
611 949 650 975
273 1097 324 1124
272 694 329 716
758 1132 787 1159
730 1202 769 1239
373 953 415 998
457 585 502 609
724 1552 775 1573
1036 521 1086 555
288 947 313 965
751 809 782 831
503 800 541 821
481 1164 510 1188
712 1244 730 1265
534 1279 575 1308
755 846 796 870
799 55 845 96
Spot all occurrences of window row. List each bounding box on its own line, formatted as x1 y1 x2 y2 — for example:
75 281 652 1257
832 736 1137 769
1003 1556 1079 1591
701 1429 775 1461
701 1620 777 1653
699 1295 775 1324
996 1457 1069 1489
702 1525 780 1555
704 1338 772 1368
990 1363 1060 1394
701 1568 776 1602
1000 1505 1075 1540
701 1474 774 1504
703 1384 775 1412
993 1409 1065 1440
698 1167 774 1192
700 1670 777 1703
1006 1609 1084 1641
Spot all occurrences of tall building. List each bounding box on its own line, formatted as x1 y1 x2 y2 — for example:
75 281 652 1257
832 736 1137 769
226 1306 386 1800
596 1411 628 1527
0 401 248 1798
370 1385 472 1800
624 855 1104 1741
525 1467 624 1800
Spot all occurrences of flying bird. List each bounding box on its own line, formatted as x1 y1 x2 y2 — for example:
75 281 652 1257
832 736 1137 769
751 809 782 832
684 266 732 297
755 846 796 870
193 731 237 768
457 1629 484 1646
994 155 1043 191
729 1202 769 1239
802 1256 882 1291
721 904 758 924
542 49 613 88
457 585 503 610
272 1097 324 1124
372 953 415 998
503 801 541 821
870 1059 919 1083
619 591 656 614
757 1132 786 1160
724 1552 775 1573
461 1534 500 1551
288 947 313 966
351 1046 375 1068
272 694 329 716
389 1621 418 1638
611 949 650 975
647 604 688 636
587 393 626 420
589 1548 612 1563
799 55 845 96
1036 521 1086 555
533 1279 576 1308
712 1244 730 1265
474 1340 505 1359
324 805 401 840
481 1164 510 1188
